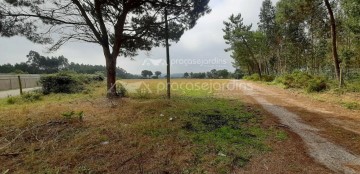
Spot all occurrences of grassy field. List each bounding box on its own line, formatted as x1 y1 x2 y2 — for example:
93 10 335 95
0 79 281 173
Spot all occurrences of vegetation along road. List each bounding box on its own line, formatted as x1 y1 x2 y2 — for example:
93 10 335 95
0 87 41 99
218 80 360 173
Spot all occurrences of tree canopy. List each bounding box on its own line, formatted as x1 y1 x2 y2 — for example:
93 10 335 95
225 0 360 85
141 70 153 78
0 0 211 96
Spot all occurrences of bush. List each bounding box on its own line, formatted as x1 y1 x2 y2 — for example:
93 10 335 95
243 74 261 81
6 97 16 104
243 74 274 82
21 92 43 102
261 75 275 82
116 82 128 97
40 71 105 95
281 71 312 89
77 74 104 84
345 77 360 92
40 72 85 94
92 73 105 81
5 92 43 105
347 83 360 93
274 71 329 93
306 77 328 92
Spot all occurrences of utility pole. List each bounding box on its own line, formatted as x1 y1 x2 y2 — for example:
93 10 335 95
164 2 171 99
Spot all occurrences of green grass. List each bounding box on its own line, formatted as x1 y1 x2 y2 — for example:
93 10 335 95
341 101 360 110
162 97 269 172
275 130 288 141
0 79 275 173
117 79 230 99
0 82 104 108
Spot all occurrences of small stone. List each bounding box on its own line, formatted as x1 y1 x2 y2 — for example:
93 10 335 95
218 152 226 157
169 117 174 121
160 114 164 117
101 141 109 145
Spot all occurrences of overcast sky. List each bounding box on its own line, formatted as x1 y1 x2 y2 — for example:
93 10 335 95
0 0 278 75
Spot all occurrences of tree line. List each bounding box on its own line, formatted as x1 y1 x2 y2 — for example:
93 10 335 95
183 69 234 79
0 50 139 79
141 70 162 79
224 0 360 86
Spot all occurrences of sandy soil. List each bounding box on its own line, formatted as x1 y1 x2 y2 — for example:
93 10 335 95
218 80 360 174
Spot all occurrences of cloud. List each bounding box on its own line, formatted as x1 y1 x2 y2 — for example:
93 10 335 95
0 0 279 74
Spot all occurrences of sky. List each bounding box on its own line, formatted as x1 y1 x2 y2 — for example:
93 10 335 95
0 0 279 75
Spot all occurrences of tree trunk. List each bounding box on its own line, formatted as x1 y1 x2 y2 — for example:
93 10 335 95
240 35 262 78
105 55 117 97
165 7 171 99
255 61 262 78
324 0 343 86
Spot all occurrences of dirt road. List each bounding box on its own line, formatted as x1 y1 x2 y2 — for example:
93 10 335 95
221 80 360 174
0 87 41 99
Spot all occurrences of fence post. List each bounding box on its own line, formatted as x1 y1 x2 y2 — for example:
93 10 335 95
18 76 23 95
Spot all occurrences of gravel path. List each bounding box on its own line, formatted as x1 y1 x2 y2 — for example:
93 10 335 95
0 87 41 99
233 80 360 174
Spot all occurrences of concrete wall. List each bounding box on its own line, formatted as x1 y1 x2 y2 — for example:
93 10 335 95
0 74 41 91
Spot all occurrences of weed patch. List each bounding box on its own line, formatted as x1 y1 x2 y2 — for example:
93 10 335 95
341 102 360 110
168 98 268 172
61 111 84 121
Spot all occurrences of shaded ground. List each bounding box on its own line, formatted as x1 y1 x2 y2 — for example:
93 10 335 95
217 80 360 173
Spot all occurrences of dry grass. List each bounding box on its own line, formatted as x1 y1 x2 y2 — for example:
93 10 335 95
0 79 277 173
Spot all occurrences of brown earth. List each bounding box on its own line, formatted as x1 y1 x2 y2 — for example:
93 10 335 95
217 80 360 174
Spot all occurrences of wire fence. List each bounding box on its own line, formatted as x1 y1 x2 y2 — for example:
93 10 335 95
0 74 41 91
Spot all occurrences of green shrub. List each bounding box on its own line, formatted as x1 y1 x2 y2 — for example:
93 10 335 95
341 102 360 110
92 73 105 81
282 71 312 89
5 92 43 105
274 71 329 92
274 76 285 84
6 96 16 104
40 72 84 94
243 74 261 81
306 77 328 93
116 82 128 97
21 92 43 102
77 73 104 84
261 75 275 82
76 75 92 84
346 80 360 93
243 74 274 82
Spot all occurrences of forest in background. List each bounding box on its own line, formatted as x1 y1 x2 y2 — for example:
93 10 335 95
224 0 360 85
0 50 140 79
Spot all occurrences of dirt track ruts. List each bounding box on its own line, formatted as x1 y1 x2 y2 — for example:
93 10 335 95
230 80 360 174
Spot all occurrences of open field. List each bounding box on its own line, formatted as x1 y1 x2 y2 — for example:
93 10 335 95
0 79 292 173
4 79 360 173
